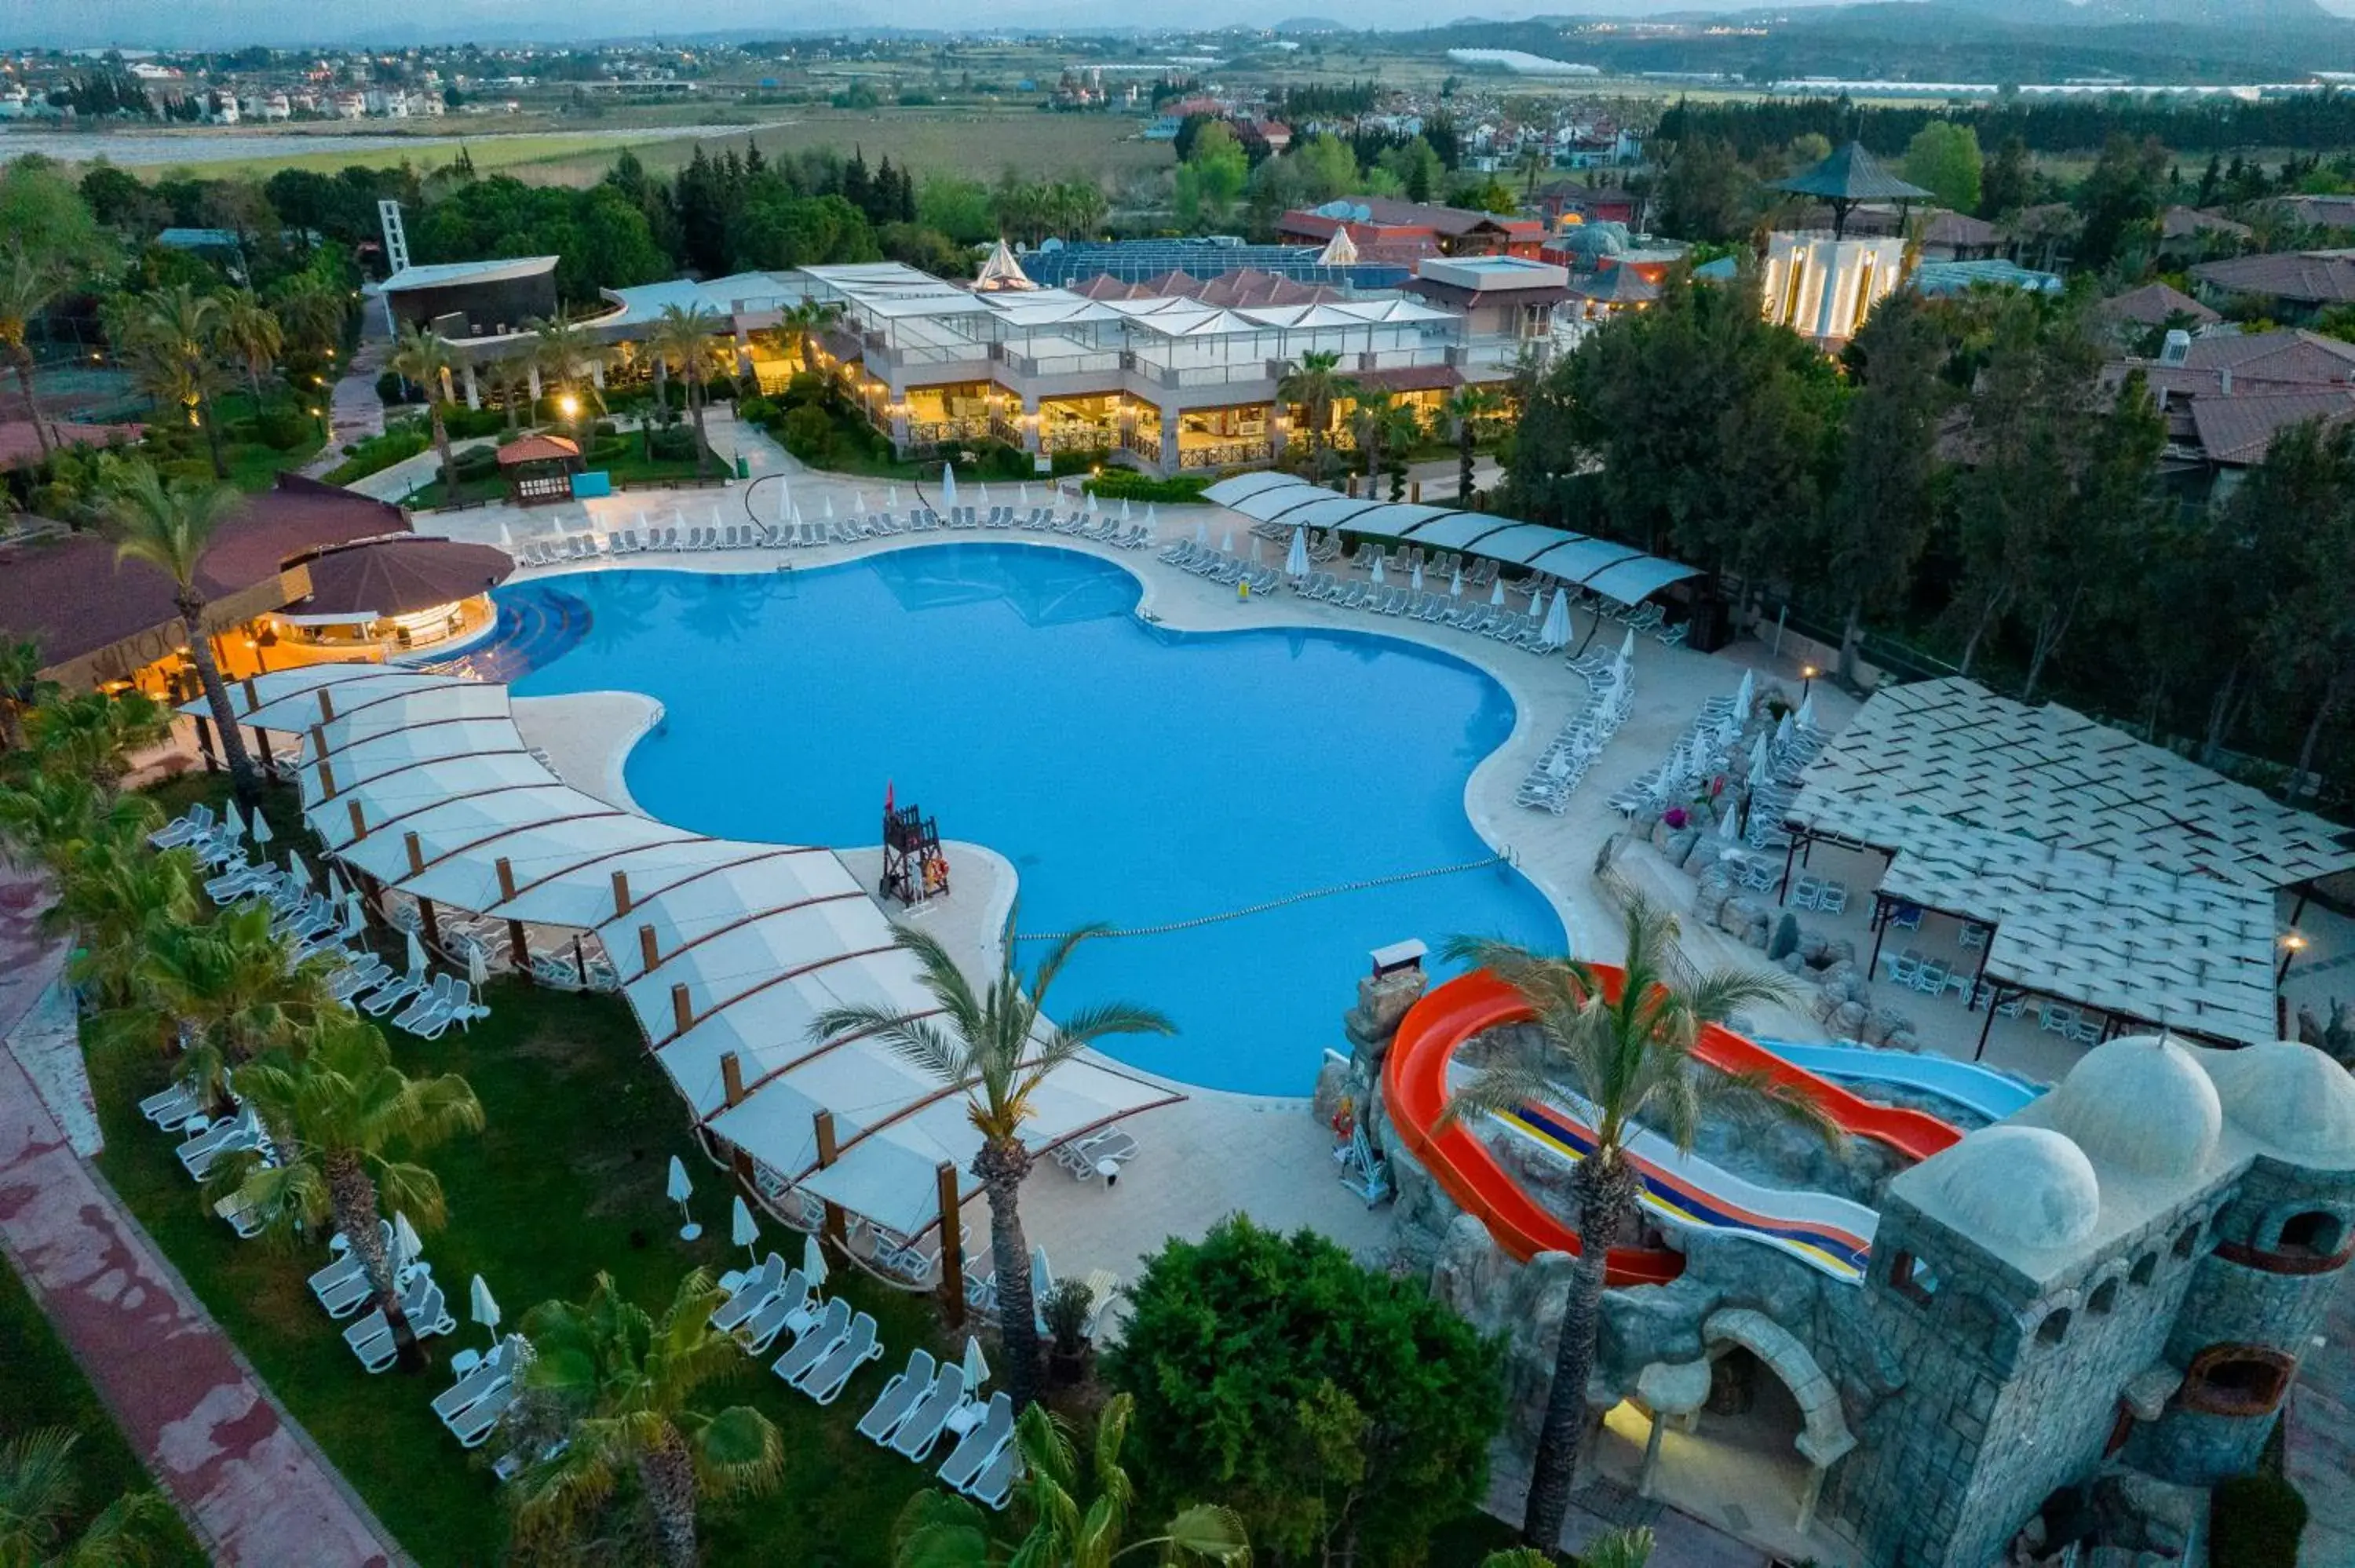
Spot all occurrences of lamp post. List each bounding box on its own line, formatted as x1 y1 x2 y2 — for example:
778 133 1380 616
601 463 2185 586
2277 932 2308 1036
558 392 581 444
1801 664 1817 702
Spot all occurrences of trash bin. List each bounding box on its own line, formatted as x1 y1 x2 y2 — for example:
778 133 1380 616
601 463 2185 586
736 454 750 480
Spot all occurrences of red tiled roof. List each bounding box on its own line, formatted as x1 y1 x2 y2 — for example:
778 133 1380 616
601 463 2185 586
2098 283 2222 329
496 433 581 465
2190 252 2355 307
2189 390 2355 465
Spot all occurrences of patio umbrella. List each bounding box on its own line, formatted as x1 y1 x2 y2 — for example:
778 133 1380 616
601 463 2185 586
1249 535 1261 564
1411 560 1425 592
497 519 514 552
1030 1247 1053 1314
1796 694 1816 731
250 809 273 849
962 1334 990 1391
730 1195 759 1264
224 800 247 842
940 464 957 508
1018 482 1030 509
1221 530 1235 555
1734 669 1755 717
888 485 900 509
469 1274 500 1345
404 928 426 977
1528 582 1547 614
1194 519 1209 546
853 488 867 516
1488 576 1503 606
1619 627 1638 662
1121 498 1134 523
666 1154 701 1242
801 1231 828 1289
1371 554 1386 585
289 851 312 889
977 482 991 509
1719 801 1742 841
1142 503 1156 534
823 494 834 520
1541 589 1572 649
392 1211 424 1270
1748 735 1770 788
1450 565 1463 598
466 943 488 988
1285 526 1310 578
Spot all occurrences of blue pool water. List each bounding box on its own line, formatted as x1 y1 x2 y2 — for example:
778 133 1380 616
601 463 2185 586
502 545 1565 1094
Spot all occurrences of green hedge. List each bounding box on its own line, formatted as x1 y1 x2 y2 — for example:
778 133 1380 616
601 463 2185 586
319 423 431 486
1083 470 1211 505
2211 1474 2306 1568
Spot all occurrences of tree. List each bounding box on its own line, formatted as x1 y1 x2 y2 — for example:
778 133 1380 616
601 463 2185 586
0 1428 183 1566
267 273 346 358
808 913 1173 1414
1347 388 1418 501
1440 898 1829 1550
0 771 159 881
890 1394 1251 1568
215 1015 483 1373
1444 385 1499 503
388 323 457 491
528 313 606 432
2074 133 2167 275
1106 1216 1502 1566
1901 122 1983 216
0 636 54 752
1174 124 1250 229
214 290 284 410
49 832 196 1010
512 1271 783 1568
0 248 65 455
648 304 721 479
102 461 263 806
1819 291 1948 684
1278 349 1350 476
1656 137 1754 242
114 287 232 479
119 903 341 1103
18 689 169 793
1975 136 2032 221
1293 133 1361 204
1484 1530 1651 1568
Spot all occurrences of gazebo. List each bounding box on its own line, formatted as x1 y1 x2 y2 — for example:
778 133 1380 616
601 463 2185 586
496 433 582 505
1771 143 1932 240
276 534 515 653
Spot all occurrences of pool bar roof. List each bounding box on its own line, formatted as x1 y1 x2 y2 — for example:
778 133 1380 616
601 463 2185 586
190 663 1181 1242
1203 474 1703 607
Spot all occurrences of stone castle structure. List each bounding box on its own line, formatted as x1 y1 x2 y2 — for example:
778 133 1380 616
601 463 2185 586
1364 1022 2355 1564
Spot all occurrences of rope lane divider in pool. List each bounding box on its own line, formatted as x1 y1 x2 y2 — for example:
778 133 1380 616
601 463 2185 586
1015 851 1517 943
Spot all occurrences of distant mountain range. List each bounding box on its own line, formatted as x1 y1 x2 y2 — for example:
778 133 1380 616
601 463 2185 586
1945 0 2331 26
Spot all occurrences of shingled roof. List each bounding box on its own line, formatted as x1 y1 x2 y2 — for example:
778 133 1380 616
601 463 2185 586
1772 143 1932 205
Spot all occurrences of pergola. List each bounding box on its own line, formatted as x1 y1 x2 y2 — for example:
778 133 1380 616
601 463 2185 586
1781 678 2355 1050
186 664 1181 1297
497 433 582 505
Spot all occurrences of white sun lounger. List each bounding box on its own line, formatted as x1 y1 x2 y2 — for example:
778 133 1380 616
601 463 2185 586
732 1268 812 1355
345 1275 449 1373
795 1311 880 1403
856 1348 936 1444
432 1336 521 1424
710 1253 785 1334
772 1297 850 1387
937 1392 1013 1492
150 803 216 848
888 1362 968 1460
970 1440 1019 1510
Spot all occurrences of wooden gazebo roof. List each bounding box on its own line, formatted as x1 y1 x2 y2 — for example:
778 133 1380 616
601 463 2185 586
496 433 581 467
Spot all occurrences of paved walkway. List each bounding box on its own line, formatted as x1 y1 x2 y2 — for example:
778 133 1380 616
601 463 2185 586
0 882 400 1567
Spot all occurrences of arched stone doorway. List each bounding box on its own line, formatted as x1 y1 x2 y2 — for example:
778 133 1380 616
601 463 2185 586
1700 1307 1856 1532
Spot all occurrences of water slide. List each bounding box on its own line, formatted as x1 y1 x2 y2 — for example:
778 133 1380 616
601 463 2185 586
1382 970 1967 1286
1751 1038 2046 1123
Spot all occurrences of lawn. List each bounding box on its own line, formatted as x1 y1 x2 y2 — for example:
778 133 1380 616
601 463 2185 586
0 1253 210 1565
100 785 948 1567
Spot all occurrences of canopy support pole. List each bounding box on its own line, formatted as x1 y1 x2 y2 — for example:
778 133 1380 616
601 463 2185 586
418 897 440 951
812 1110 846 1248
1867 894 1890 977
193 715 219 775
936 1161 966 1330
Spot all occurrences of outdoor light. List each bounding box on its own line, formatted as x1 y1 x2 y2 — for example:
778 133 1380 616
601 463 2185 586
2278 932 2309 982
560 393 580 418
1801 664 1818 701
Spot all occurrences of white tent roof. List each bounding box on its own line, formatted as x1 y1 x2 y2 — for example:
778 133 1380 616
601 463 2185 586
191 662 1181 1238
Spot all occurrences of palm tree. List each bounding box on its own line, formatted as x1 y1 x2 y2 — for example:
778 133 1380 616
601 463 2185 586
0 771 159 877
1348 388 1418 501
122 903 341 1103
0 636 55 753
0 1428 183 1566
1278 349 1350 476
216 290 284 410
0 246 63 456
268 274 346 358
647 303 721 480
511 1270 783 1568
528 313 605 436
116 286 232 480
1440 895 1831 1552
20 689 170 792
49 835 196 1010
487 355 529 432
1444 385 1499 504
779 297 845 374
388 323 458 491
890 1392 1251 1566
1481 1526 1651 1568
809 912 1174 1413
102 461 262 808
214 1014 483 1373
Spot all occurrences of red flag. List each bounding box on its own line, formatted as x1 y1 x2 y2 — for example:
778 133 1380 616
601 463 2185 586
884 779 895 818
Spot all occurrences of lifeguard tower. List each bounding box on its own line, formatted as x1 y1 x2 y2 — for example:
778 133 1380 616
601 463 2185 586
881 800 948 906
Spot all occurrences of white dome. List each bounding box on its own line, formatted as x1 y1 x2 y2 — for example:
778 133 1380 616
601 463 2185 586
2206 1042 2355 1165
2043 1034 2222 1179
1922 1125 2101 1252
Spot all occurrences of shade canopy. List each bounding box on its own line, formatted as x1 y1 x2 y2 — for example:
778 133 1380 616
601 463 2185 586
195 663 1182 1241
1203 474 1700 607
1772 142 1932 205
292 535 515 621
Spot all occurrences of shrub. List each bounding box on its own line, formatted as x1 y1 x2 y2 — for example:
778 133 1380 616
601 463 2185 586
780 404 834 461
319 422 430 485
374 370 421 407
783 371 825 406
1106 1217 1503 1567
737 395 776 425
1083 469 1212 505
1050 447 1111 476
2211 1474 2306 1568
646 424 699 462
451 444 499 481
591 418 617 439
443 405 507 439
254 407 312 450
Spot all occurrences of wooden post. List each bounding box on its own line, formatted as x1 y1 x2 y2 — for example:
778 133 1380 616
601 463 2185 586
318 754 337 799
495 858 517 901
419 898 440 949
345 800 365 841
254 727 275 781
720 1053 754 1183
318 687 335 722
639 924 659 972
194 716 219 774
612 869 632 917
812 1110 845 1246
404 832 424 876
241 676 259 710
670 983 692 1035
936 1161 966 1329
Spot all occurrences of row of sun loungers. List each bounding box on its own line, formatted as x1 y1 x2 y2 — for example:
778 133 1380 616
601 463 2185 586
511 502 1159 568
1517 662 1636 815
1159 540 1280 593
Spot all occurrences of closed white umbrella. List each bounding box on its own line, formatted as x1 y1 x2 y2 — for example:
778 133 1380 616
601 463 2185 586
1121 498 1133 523
1221 530 1235 555
392 1211 424 1269
730 1195 759 1264
289 851 312 890
1285 526 1309 578
1030 1246 1053 1314
1018 482 1030 509
1796 693 1817 731
1450 565 1463 598
497 519 514 552
404 928 426 977
1619 627 1638 663
250 809 273 848
1528 582 1546 614
853 488 868 516
977 482 991 509
1542 588 1572 648
666 1154 701 1241
1749 735 1770 788
940 464 957 508
224 800 247 841
801 1231 828 1289
1734 669 1756 717
1194 519 1209 546
1719 800 1743 841
1249 534 1261 565
962 1333 990 1391
1774 713 1795 753
1142 502 1156 535
324 865 342 902
888 485 900 509
1488 576 1503 606
1371 554 1386 585
469 1273 500 1344
823 494 834 520
466 943 488 988
1411 560 1425 592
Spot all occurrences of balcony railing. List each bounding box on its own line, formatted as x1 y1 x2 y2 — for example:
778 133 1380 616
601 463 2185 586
1042 425 1114 453
904 418 992 449
1178 439 1271 470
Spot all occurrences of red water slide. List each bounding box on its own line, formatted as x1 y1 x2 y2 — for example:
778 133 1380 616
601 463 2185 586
1380 968 1962 1285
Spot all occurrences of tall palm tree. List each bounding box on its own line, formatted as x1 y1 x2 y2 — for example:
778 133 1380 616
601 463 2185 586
1440 896 1831 1552
117 286 232 480
267 273 346 358
809 913 1174 1413
1444 385 1499 504
0 1428 183 1566
0 636 55 753
891 1392 1251 1566
1278 349 1350 476
488 355 529 432
1348 388 1417 501
0 771 158 877
122 903 341 1103
512 1270 783 1568
1482 1526 1650 1568
102 461 261 808
0 246 63 456
388 323 457 490
779 297 845 374
647 303 721 480
214 1014 483 1373
528 313 605 436
216 290 284 411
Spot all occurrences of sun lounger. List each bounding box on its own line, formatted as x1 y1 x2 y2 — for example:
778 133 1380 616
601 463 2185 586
328 957 394 1005
796 1311 881 1403
150 803 216 848
710 1253 785 1333
177 1109 259 1179
732 1268 812 1355
856 1348 936 1444
888 1362 968 1461
772 1297 850 1387
345 1274 444 1373
359 966 425 1018
394 973 458 1034
433 1337 520 1425
970 1441 1018 1510
140 1079 204 1130
937 1392 1013 1492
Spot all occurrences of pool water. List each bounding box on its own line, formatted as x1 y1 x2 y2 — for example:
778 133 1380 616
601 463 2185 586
504 545 1564 1094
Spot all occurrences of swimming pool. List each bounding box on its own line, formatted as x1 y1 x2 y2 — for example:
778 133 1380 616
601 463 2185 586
503 544 1564 1094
